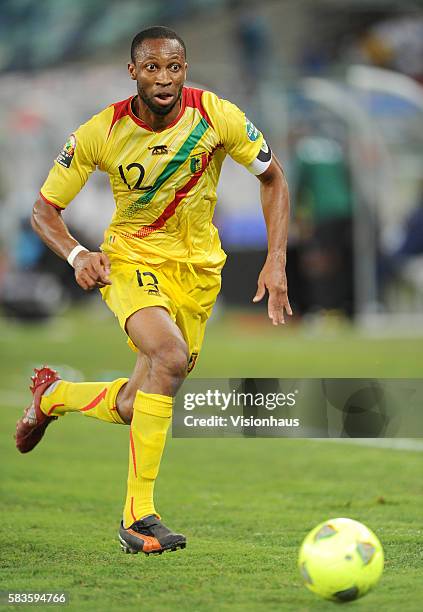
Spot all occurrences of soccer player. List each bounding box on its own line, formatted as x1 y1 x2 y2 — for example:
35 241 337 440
15 26 291 555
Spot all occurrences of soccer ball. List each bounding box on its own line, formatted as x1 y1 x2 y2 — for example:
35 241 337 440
298 518 384 602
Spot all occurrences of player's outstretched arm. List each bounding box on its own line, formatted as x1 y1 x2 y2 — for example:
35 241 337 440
31 197 111 291
253 155 292 325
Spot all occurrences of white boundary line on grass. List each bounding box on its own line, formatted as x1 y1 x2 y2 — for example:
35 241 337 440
321 438 423 452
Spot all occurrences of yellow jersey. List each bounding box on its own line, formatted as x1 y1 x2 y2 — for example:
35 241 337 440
40 87 267 271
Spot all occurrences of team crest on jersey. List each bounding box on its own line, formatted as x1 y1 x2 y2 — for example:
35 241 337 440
246 119 260 142
57 134 76 168
190 152 208 175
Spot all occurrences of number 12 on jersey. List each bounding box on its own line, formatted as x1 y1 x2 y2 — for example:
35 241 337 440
118 163 145 190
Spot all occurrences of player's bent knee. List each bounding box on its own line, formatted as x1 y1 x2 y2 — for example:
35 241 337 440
150 340 189 382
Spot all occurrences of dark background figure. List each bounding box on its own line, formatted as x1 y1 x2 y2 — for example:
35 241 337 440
0 218 97 320
379 183 423 299
293 135 354 317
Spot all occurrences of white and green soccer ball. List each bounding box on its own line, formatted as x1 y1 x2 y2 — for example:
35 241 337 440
298 518 384 602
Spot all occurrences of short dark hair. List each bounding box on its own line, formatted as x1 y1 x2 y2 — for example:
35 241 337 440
131 26 186 62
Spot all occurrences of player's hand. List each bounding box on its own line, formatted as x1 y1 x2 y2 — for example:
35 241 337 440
73 251 112 291
253 256 292 325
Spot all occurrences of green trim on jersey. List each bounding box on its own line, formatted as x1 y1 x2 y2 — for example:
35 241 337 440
124 117 210 218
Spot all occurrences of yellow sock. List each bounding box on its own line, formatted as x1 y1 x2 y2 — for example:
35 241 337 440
39 378 128 424
123 390 172 527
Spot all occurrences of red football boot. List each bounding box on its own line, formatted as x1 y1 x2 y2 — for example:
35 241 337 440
15 366 61 453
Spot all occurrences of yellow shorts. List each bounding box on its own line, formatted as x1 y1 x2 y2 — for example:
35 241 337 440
100 259 221 371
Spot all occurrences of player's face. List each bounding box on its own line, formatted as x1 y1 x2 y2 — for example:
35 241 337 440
128 38 187 116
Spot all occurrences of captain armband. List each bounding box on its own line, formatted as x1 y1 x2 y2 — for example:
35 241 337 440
247 140 272 175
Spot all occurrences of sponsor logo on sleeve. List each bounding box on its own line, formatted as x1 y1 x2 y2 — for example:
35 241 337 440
246 119 260 142
57 134 76 168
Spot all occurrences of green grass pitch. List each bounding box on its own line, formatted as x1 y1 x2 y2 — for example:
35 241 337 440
1 304 423 611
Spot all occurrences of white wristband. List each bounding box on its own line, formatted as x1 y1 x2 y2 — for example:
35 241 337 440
67 245 88 267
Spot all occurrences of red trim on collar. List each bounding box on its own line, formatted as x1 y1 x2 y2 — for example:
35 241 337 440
107 97 132 137
184 87 212 126
108 87 211 133
128 87 187 132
